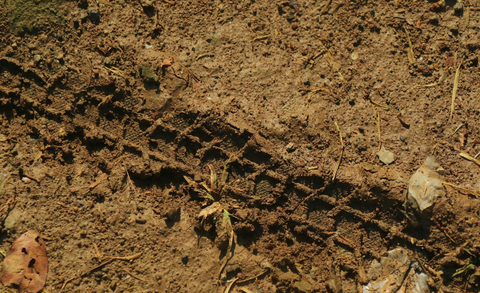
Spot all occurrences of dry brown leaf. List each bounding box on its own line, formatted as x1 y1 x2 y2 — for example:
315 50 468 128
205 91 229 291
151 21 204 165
0 230 48 293
197 202 222 220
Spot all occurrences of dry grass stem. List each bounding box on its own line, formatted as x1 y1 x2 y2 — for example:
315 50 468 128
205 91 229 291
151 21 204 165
450 61 462 122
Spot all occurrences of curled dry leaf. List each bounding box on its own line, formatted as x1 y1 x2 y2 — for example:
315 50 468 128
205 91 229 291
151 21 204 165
0 230 48 293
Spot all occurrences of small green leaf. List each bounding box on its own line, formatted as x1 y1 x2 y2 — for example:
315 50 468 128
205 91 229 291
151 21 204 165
223 209 232 225
202 192 215 202
452 263 475 278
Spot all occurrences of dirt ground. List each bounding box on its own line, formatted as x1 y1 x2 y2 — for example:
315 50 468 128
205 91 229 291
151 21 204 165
1 0 480 292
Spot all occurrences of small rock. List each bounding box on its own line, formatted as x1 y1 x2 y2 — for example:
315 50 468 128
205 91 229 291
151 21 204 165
139 64 159 85
104 57 112 66
158 219 168 234
428 13 439 25
404 156 445 226
292 23 298 30
431 0 445 11
362 162 379 173
303 77 310 86
55 52 64 61
399 135 406 142
286 142 296 153
3 209 24 232
80 10 89 21
27 42 37 50
377 146 395 165
364 248 429 293
454 1 463 15
34 54 42 63
140 0 154 7
88 7 100 23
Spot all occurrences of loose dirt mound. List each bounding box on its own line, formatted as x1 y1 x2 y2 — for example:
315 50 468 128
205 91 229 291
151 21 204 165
1 0 480 292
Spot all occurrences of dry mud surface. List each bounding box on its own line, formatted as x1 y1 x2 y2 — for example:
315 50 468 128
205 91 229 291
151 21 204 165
1 0 480 292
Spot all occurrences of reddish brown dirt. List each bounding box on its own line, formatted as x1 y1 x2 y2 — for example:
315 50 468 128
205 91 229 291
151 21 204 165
1 0 480 292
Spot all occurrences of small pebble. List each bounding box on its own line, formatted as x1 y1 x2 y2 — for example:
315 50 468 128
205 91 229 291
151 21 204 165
429 13 439 25
286 142 296 153
291 23 298 30
104 57 112 66
454 1 464 14
140 0 154 7
286 11 295 22
400 135 406 142
181 255 189 265
303 78 310 86
88 7 100 23
377 146 395 165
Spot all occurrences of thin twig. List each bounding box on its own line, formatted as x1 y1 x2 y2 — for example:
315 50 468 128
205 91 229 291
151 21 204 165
367 97 389 111
450 61 462 122
236 269 270 284
443 181 479 198
123 268 147 282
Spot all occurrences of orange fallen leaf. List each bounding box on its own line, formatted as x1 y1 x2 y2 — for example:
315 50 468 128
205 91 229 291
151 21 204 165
1 230 48 293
